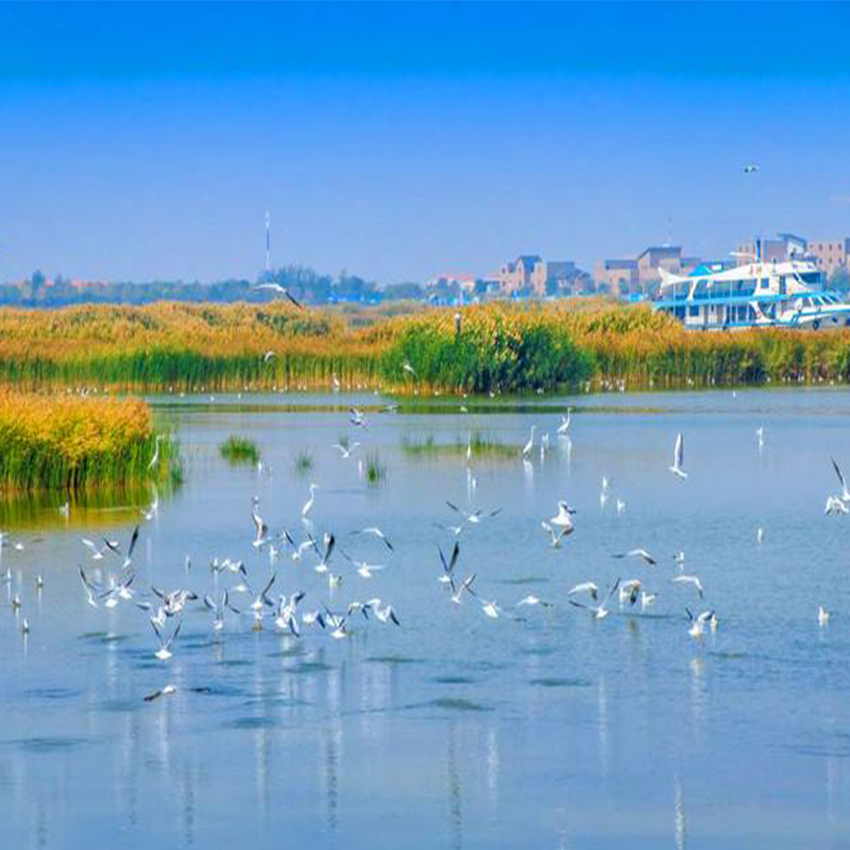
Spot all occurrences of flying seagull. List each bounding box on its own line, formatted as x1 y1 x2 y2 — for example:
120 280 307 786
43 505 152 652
671 574 705 600
669 432 687 479
253 282 303 309
831 458 850 502
302 483 319 518
568 581 599 602
522 426 536 459
349 526 394 551
148 435 163 470
825 495 849 515
613 548 657 566
150 618 182 661
349 407 369 430
438 542 460 586
540 520 569 548
332 441 359 459
568 577 620 619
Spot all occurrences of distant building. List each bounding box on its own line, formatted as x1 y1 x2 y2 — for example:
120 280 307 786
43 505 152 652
735 233 808 265
595 259 639 294
498 255 586 296
498 255 541 294
596 245 701 295
637 246 687 288
807 238 850 278
531 260 578 295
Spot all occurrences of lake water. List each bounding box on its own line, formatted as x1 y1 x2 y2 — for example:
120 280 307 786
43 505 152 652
3 388 850 849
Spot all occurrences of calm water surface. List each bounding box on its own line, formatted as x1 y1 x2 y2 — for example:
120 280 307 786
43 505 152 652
3 388 850 849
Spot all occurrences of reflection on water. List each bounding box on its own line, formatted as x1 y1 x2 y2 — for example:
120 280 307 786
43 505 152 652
4 389 850 847
446 723 463 850
0 480 167 532
675 776 686 850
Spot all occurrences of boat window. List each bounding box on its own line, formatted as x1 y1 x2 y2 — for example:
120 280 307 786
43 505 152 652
761 278 770 289
689 306 699 317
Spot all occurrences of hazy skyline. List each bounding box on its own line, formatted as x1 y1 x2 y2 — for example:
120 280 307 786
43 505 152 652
1 1 849 285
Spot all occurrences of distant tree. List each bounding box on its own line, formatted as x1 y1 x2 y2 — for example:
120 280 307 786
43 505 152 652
383 282 424 301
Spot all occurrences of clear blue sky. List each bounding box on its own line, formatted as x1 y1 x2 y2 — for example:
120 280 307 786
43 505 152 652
1 2 849 285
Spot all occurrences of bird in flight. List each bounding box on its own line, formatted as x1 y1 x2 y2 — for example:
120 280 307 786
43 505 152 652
669 432 687 479
253 282 304 309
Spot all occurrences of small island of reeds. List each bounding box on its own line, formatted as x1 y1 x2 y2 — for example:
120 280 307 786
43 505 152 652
402 431 518 460
219 435 260 465
0 391 180 493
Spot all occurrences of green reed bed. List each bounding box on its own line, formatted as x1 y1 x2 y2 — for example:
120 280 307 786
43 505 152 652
401 431 518 460
219 435 260 465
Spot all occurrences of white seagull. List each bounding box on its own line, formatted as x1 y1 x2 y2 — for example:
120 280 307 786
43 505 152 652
450 573 477 605
148 435 163 470
253 282 303 309
671 574 705 600
302 483 319 518
613 548 657 566
568 577 621 619
150 618 181 661
522 426 536 459
549 501 576 535
349 407 369 430
831 458 850 502
686 608 715 639
540 521 569 548
349 526 394 551
333 441 359 459
438 542 460 586
516 594 553 609
568 581 599 602
669 432 687 479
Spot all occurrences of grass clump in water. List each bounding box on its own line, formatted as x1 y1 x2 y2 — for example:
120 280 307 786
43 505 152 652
402 430 517 460
293 449 313 475
220 435 260 465
365 450 386 485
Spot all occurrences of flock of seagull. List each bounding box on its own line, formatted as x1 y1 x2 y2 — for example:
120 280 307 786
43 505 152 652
4 400 849 702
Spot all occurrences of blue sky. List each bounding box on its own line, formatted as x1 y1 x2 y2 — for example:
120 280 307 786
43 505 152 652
1 2 849 284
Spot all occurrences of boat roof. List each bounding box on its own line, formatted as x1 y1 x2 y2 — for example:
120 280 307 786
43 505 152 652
661 259 821 290
654 289 837 309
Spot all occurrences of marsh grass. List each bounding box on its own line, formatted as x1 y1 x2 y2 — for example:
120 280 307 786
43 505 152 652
1 301 850 393
365 451 386 485
0 392 179 493
293 449 313 475
220 435 260 465
402 431 517 460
